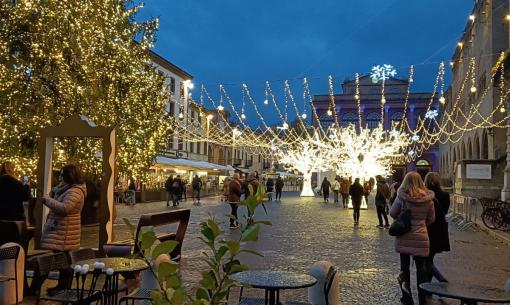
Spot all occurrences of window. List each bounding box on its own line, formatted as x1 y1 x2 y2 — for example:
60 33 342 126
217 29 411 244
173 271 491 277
180 81 185 98
190 141 195 153
391 111 403 128
341 112 358 127
366 112 381 129
169 102 175 115
170 77 176 93
178 137 184 151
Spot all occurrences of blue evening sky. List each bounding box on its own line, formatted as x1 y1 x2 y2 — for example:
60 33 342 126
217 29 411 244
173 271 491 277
137 1 473 125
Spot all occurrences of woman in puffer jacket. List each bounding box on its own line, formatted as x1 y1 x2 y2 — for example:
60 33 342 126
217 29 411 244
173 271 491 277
390 172 435 305
41 164 87 251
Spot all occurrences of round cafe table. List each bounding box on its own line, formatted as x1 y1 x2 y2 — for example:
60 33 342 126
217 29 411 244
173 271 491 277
74 257 148 305
230 271 317 305
420 282 510 305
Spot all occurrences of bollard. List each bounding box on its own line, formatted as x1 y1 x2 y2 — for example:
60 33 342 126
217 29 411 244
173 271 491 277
308 261 339 305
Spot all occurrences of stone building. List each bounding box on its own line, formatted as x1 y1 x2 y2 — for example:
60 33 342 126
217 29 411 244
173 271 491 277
313 75 439 182
438 0 509 198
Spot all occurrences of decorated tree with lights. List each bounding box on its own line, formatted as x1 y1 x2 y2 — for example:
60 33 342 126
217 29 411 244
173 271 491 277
277 140 331 197
0 0 170 179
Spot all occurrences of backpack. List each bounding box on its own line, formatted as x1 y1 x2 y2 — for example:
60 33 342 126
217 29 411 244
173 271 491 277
192 178 201 189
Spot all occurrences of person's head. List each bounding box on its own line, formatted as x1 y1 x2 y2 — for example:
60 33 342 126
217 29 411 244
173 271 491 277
60 164 84 185
354 178 360 184
195 175 198 179
375 175 383 182
424 172 442 191
233 173 240 180
400 171 427 197
248 172 257 180
323 177 328 181
0 161 15 176
177 175 180 178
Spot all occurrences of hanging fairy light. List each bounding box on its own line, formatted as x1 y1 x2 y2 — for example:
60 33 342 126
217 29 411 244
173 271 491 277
301 113 307 119
439 96 446 104
327 109 333 116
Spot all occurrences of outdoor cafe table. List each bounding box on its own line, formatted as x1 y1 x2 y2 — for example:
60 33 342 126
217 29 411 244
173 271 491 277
74 257 148 305
230 270 317 305
420 282 510 305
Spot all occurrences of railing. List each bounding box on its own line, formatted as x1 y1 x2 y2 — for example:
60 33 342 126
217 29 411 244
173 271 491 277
448 194 479 231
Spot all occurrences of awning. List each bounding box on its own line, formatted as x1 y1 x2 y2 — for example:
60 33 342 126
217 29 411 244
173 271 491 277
154 156 229 172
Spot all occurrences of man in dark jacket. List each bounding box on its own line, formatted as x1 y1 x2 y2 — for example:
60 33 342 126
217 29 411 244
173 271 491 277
321 177 331 203
275 176 284 201
165 175 174 207
192 175 202 204
0 162 30 221
349 178 365 225
375 175 391 228
265 178 274 201
172 176 183 206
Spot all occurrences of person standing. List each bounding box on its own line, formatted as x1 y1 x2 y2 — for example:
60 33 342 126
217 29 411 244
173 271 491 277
0 161 30 221
128 178 137 205
340 178 349 208
363 180 372 206
320 177 331 203
228 174 243 229
424 172 450 283
375 175 391 228
243 172 259 197
192 175 202 204
171 176 183 206
266 178 274 201
165 175 174 207
332 177 341 204
41 164 87 251
275 176 284 201
349 178 364 225
390 172 435 305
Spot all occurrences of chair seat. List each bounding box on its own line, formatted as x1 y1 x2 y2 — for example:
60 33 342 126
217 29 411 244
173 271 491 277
25 270 59 280
285 301 312 305
238 297 267 305
40 289 103 303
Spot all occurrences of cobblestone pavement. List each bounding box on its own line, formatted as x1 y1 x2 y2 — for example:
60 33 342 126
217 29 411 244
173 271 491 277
82 193 510 305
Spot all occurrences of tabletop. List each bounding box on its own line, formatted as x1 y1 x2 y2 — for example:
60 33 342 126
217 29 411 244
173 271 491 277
74 257 148 274
230 270 317 290
420 282 510 303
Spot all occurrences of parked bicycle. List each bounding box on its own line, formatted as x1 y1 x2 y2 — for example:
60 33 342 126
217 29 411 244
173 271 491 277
123 190 136 206
480 198 510 230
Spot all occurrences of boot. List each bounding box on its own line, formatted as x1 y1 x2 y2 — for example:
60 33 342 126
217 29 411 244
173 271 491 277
398 271 414 305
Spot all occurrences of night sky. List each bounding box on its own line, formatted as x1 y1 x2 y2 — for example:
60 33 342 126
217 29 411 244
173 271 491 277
137 1 473 125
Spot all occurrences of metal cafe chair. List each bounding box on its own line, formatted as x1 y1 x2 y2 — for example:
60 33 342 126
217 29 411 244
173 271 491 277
0 245 21 305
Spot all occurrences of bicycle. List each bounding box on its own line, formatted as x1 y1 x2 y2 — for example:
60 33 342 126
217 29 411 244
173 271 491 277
123 190 136 206
480 198 510 230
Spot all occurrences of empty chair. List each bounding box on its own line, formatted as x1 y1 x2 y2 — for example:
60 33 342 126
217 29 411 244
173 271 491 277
286 261 339 305
0 244 22 305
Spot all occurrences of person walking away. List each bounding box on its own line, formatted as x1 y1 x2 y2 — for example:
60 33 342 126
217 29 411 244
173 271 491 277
165 175 174 207
389 171 435 305
363 180 372 206
192 175 202 204
181 179 187 201
375 175 391 228
349 178 364 225
171 176 183 206
275 176 284 201
0 161 31 221
340 178 349 208
332 177 341 204
321 177 331 203
266 178 274 201
228 174 243 229
424 172 450 283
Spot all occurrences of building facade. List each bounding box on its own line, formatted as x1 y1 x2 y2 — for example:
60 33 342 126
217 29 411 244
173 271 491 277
313 75 439 182
438 0 509 198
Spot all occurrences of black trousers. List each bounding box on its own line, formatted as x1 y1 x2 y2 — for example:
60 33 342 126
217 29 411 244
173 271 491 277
400 254 431 305
323 191 329 202
376 205 389 226
229 203 238 226
193 188 200 201
275 189 282 200
352 202 361 222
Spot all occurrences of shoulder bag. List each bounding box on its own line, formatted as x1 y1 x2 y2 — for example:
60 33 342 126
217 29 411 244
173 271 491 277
389 200 412 237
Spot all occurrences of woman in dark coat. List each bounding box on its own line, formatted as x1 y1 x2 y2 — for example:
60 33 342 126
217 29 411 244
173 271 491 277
424 172 450 283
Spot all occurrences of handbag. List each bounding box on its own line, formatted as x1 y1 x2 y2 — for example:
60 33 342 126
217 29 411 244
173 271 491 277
389 200 412 237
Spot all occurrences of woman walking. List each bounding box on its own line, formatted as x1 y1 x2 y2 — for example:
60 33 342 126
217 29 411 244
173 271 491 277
424 172 450 283
389 172 435 305
321 177 331 203
332 177 341 204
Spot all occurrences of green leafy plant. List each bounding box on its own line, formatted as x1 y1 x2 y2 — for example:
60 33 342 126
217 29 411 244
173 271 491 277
123 184 270 305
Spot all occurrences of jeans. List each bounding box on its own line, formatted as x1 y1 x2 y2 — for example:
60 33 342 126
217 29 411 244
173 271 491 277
193 188 200 202
376 205 389 226
275 189 282 200
341 193 349 208
333 191 339 203
172 193 180 206
323 191 329 202
229 203 238 226
400 254 431 305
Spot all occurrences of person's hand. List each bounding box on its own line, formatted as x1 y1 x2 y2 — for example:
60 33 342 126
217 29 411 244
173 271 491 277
42 194 51 202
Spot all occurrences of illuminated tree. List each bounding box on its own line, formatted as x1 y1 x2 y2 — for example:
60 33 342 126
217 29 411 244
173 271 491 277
0 0 170 179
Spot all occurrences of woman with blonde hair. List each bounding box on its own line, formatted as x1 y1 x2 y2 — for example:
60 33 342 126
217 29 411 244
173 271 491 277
390 171 435 305
424 172 450 283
